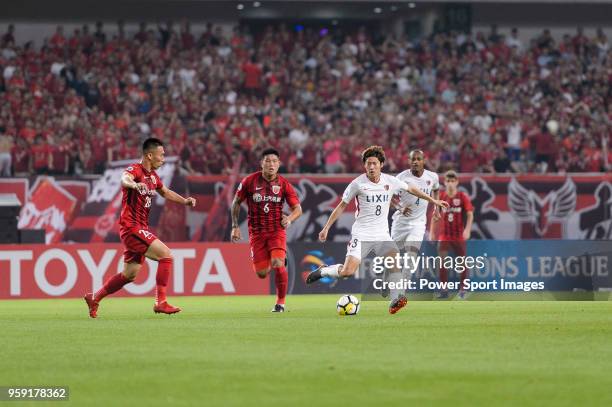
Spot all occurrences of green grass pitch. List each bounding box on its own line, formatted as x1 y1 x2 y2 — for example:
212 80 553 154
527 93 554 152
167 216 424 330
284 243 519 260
1 296 611 406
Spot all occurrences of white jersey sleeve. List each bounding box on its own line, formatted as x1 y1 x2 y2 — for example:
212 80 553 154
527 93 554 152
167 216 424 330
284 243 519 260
432 173 440 191
341 179 360 204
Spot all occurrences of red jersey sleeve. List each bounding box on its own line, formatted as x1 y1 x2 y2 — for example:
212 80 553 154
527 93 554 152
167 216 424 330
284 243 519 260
462 192 474 212
235 175 250 202
125 164 142 181
283 179 299 207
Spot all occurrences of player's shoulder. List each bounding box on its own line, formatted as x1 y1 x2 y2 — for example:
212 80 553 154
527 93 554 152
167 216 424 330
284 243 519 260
352 173 368 184
242 171 261 183
396 169 411 179
382 172 400 182
125 163 142 175
276 174 293 185
423 169 439 180
459 190 472 200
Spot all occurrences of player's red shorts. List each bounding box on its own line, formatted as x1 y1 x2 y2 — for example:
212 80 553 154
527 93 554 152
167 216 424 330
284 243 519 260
249 230 286 265
438 239 467 256
120 227 158 264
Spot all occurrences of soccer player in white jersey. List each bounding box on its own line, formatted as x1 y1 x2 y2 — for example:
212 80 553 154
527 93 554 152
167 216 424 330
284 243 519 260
391 149 440 253
306 145 448 314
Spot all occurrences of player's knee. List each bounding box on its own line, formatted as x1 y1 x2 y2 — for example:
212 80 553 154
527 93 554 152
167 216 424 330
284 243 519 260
256 270 268 279
270 258 284 268
123 270 138 281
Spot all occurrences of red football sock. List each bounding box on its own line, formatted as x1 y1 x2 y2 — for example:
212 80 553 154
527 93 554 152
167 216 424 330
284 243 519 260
274 266 288 305
459 269 469 291
439 267 448 285
156 258 172 304
95 273 130 302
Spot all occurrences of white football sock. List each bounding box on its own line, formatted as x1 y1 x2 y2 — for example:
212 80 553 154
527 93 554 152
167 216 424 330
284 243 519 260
388 270 405 301
320 264 341 278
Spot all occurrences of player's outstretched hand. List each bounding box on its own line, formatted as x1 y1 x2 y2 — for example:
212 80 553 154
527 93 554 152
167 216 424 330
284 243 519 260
185 197 196 207
135 183 148 195
432 209 441 221
401 206 412 216
433 199 450 209
231 227 241 242
318 228 328 242
463 229 471 240
281 214 291 229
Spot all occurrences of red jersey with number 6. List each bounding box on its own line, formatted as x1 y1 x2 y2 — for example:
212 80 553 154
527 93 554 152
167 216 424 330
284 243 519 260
235 171 300 235
439 191 473 241
119 163 164 233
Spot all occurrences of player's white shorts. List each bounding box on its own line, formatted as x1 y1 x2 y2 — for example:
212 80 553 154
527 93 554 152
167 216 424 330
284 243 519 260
345 233 398 261
391 221 426 252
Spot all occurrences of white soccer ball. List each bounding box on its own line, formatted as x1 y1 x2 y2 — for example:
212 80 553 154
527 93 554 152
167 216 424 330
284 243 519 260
546 119 559 135
337 294 360 316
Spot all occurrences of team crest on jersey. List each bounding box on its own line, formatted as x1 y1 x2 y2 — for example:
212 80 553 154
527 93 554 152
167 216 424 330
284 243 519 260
453 198 461 206
427 180 431 185
253 193 263 202
272 185 281 195
384 185 389 191
151 177 156 185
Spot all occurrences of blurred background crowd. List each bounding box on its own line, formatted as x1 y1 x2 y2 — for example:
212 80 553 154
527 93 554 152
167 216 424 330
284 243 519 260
0 19 610 177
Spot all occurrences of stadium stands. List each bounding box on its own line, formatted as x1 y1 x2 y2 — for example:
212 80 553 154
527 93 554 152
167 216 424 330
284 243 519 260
0 22 610 176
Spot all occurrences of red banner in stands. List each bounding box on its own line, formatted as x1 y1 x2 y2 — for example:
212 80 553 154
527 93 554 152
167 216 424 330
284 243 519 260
17 177 77 243
0 243 266 299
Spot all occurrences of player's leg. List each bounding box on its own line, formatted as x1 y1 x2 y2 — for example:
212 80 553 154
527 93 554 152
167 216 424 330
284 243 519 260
270 251 287 312
84 232 147 318
145 238 181 314
453 241 469 299
251 232 272 280
306 237 362 284
437 241 451 299
376 240 409 314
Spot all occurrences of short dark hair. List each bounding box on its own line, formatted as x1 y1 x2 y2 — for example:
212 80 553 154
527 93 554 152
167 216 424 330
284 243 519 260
142 138 163 153
362 145 386 164
410 149 425 159
445 170 458 180
261 148 280 159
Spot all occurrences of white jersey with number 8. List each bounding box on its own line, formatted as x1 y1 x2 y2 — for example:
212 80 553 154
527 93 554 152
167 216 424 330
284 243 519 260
342 173 410 237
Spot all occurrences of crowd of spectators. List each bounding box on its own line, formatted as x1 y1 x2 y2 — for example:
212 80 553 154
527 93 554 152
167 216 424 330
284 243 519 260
0 20 610 177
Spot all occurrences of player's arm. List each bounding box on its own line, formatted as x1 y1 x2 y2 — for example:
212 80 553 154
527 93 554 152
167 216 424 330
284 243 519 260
281 204 302 228
405 184 449 209
431 188 441 220
121 171 148 194
319 201 348 242
157 185 196 207
230 195 243 242
463 210 474 240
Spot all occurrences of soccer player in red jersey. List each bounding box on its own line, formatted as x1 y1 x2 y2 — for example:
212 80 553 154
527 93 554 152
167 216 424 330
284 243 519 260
84 138 196 318
230 148 302 312
430 170 474 299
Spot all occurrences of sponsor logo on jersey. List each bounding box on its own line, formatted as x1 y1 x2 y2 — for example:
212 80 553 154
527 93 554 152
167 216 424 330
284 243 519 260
253 193 281 203
272 185 281 195
365 194 390 203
